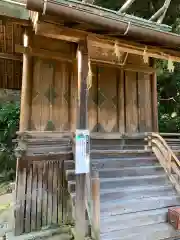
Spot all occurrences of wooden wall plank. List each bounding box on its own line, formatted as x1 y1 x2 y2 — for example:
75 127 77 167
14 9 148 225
151 71 158 131
24 164 32 233
98 66 118 132
47 162 53 225
88 65 98 131
31 58 42 130
127 54 147 67
40 61 54 131
70 60 78 132
52 161 58 224
144 73 152 131
42 162 48 226
53 62 70 131
138 73 146 132
31 163 38 231
118 70 125 133
32 35 75 56
138 73 152 132
36 162 43 230
15 160 27 235
125 71 138 133
57 160 63 224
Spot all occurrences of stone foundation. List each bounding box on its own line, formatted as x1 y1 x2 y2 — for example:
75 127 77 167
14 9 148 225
0 89 20 103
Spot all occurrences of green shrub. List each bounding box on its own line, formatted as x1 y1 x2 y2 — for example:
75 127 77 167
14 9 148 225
0 102 20 181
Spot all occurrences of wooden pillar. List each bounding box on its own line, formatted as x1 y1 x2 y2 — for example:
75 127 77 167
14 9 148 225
19 28 32 132
92 171 100 240
15 28 32 236
75 40 89 240
151 59 158 132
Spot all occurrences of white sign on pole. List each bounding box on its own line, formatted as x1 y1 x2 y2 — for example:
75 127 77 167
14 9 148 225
75 129 90 174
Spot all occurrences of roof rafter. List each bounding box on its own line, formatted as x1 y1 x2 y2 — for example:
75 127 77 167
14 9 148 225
149 0 172 23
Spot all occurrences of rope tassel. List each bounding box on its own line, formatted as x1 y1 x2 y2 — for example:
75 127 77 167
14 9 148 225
87 59 92 90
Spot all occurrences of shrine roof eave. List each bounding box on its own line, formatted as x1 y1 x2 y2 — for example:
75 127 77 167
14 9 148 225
26 0 180 53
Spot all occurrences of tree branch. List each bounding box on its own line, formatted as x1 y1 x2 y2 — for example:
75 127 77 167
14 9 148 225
149 0 172 22
82 0 94 4
160 97 176 102
118 0 136 14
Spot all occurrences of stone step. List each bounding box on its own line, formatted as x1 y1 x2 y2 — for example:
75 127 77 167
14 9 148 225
100 174 169 190
66 166 164 181
100 184 176 202
101 208 170 232
92 153 154 160
27 146 72 155
91 149 151 157
91 145 145 150
101 222 180 240
99 166 163 178
92 156 159 169
64 157 159 171
100 195 180 216
91 139 145 146
67 174 169 193
70 184 175 207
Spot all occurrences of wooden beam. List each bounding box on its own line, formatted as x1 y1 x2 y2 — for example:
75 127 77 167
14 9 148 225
15 44 74 62
75 39 89 240
91 60 154 74
35 21 180 62
0 16 30 26
0 52 22 61
15 44 155 74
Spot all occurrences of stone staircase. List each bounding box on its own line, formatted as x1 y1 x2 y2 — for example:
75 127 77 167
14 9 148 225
65 136 180 240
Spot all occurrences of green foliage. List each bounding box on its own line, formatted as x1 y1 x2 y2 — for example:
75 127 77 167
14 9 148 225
0 102 20 181
95 0 180 25
156 60 180 132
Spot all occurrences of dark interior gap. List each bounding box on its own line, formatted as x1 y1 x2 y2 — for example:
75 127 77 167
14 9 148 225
123 70 126 133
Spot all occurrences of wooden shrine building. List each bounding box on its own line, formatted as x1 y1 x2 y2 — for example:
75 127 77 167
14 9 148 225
2 0 180 240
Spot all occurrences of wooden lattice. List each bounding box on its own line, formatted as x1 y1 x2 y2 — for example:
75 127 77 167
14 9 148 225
0 20 23 89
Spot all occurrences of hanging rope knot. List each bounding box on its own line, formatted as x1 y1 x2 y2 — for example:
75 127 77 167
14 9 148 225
87 58 92 90
43 0 47 15
114 40 128 65
168 57 175 72
124 22 131 35
143 46 149 64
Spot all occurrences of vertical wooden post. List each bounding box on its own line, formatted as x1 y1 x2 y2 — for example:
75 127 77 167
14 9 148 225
151 60 158 132
92 171 100 240
75 40 89 240
19 28 32 132
15 28 32 236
